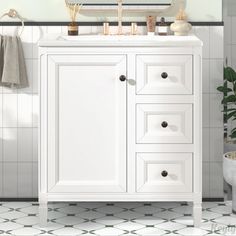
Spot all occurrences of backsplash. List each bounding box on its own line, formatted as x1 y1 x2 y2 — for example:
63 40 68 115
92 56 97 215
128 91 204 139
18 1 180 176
0 25 224 199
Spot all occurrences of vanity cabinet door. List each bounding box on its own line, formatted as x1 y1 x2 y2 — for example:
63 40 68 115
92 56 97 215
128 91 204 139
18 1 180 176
46 54 127 193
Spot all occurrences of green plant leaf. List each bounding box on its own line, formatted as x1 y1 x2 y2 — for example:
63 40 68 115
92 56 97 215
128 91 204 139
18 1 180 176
230 131 236 139
226 111 236 120
217 86 232 93
222 108 236 112
225 67 236 82
222 95 236 104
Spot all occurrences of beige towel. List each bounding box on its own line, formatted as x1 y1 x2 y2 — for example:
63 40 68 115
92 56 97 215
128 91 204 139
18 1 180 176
0 35 28 88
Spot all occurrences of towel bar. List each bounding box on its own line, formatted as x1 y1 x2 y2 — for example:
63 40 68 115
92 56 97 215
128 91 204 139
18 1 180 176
0 9 25 36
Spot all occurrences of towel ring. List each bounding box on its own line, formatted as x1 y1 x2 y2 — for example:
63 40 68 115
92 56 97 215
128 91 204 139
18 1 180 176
0 9 25 36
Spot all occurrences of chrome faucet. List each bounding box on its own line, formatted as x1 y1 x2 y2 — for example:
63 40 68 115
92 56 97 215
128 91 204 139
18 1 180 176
117 0 123 35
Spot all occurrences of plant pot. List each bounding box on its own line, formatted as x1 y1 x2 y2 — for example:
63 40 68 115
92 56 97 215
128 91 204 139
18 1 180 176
223 151 236 213
170 20 192 36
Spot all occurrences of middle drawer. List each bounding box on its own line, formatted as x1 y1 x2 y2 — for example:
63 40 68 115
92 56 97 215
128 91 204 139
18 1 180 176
136 104 193 144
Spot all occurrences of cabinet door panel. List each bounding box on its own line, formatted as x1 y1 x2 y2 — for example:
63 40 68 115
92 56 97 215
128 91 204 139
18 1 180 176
47 55 127 193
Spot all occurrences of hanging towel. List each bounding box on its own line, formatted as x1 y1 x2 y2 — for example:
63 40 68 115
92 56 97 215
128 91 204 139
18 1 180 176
0 35 28 88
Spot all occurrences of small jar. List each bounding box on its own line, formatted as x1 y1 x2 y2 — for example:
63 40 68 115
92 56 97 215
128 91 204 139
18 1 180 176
158 17 168 36
68 22 78 36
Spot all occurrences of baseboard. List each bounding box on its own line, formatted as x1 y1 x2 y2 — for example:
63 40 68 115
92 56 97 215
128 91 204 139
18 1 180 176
0 198 225 202
202 198 224 202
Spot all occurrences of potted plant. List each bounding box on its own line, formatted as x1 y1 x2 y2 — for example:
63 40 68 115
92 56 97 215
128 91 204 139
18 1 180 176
217 66 236 212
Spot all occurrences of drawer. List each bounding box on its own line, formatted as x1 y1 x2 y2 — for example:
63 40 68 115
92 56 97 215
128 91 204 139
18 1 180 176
136 104 193 144
136 153 193 193
136 55 192 95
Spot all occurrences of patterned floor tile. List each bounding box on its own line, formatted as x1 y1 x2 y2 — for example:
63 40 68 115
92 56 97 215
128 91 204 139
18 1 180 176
2 202 32 209
134 226 167 236
74 221 104 231
115 221 144 231
57 206 86 215
173 216 194 226
171 205 193 215
75 210 105 220
152 202 181 209
132 205 163 215
202 209 222 220
210 205 232 214
176 227 209 236
50 227 84 236
153 210 183 221
0 211 27 220
213 215 236 225
155 221 186 231
9 227 45 236
114 210 144 220
133 216 165 226
18 206 38 215
96 205 125 214
0 206 10 214
92 227 125 236
95 216 125 225
53 216 84 225
13 216 38 226
0 222 23 231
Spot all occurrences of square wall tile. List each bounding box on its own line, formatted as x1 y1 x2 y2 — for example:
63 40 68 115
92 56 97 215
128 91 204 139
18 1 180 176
32 94 39 128
232 45 236 69
32 128 38 162
3 94 17 127
3 128 17 162
3 163 18 197
224 16 232 45
210 162 224 198
225 45 232 67
19 26 33 59
210 94 223 128
0 163 2 196
203 162 210 198
210 26 224 59
202 59 210 94
18 94 32 127
0 94 2 126
18 163 33 197
203 94 210 128
32 59 38 94
194 26 210 59
18 128 33 162
46 26 62 34
210 128 224 162
32 163 38 197
232 17 236 44
203 128 210 162
209 59 224 94
0 128 2 162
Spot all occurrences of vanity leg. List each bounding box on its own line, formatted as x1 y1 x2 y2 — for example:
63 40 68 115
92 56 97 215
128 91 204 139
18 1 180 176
193 202 202 227
39 201 48 227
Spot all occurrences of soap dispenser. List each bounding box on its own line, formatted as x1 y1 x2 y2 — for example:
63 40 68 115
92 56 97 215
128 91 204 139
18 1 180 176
157 17 168 36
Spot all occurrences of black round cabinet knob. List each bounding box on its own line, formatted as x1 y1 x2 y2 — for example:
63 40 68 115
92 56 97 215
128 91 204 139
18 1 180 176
161 121 168 128
161 72 168 79
119 75 127 82
161 170 168 177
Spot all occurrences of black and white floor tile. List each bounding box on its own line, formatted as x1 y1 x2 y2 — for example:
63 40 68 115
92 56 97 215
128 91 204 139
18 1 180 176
0 201 235 235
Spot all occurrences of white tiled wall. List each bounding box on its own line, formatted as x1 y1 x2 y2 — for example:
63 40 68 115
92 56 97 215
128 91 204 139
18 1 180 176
0 25 224 198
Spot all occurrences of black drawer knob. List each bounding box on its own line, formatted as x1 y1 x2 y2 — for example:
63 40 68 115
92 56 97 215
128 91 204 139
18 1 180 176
161 72 168 79
161 121 168 128
161 170 168 177
119 75 127 82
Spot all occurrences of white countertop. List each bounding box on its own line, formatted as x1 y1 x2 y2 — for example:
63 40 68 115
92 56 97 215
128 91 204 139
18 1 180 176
38 35 203 47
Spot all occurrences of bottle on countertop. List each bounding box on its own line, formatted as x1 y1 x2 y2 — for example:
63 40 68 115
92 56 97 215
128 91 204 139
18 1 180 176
157 17 168 36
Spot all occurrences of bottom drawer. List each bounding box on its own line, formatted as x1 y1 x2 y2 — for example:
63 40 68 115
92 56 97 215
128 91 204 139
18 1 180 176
136 153 192 193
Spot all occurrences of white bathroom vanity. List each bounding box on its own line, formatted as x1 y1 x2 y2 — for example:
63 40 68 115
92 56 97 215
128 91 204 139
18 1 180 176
38 35 203 227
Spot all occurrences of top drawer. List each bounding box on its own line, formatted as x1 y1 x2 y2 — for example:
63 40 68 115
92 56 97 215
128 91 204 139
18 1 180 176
136 55 193 95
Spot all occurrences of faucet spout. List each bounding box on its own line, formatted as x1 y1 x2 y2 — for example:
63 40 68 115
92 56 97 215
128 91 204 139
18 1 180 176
117 0 123 35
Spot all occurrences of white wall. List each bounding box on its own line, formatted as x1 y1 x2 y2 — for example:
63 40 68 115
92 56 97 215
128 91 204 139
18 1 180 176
0 0 222 22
